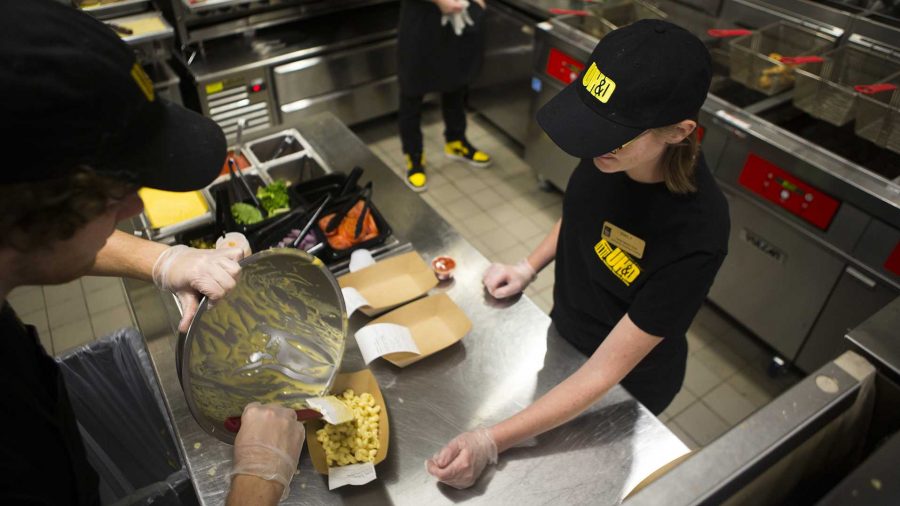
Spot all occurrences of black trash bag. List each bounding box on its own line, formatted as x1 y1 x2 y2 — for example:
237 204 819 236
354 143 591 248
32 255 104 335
57 328 197 505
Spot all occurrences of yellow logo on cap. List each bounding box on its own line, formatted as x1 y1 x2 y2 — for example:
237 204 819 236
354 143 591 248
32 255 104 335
130 63 155 102
582 62 616 103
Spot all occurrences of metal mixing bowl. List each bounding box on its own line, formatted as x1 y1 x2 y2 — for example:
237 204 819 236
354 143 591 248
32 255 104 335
179 248 347 444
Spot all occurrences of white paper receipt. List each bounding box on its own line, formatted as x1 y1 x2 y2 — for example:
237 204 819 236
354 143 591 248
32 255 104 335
328 462 377 490
306 396 354 425
354 323 421 365
341 287 370 315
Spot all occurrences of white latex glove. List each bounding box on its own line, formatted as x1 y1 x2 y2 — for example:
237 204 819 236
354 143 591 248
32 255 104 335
152 244 244 332
434 0 466 14
441 0 472 36
426 427 498 489
482 259 536 298
230 403 305 501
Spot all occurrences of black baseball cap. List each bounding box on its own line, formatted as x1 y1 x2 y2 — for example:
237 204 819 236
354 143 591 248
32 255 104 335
537 19 712 159
0 0 225 191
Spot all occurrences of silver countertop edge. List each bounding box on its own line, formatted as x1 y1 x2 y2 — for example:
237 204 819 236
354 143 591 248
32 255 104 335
126 111 688 505
845 296 900 381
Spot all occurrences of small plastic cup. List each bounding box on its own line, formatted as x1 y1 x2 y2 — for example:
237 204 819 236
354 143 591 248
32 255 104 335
431 256 456 281
349 248 376 272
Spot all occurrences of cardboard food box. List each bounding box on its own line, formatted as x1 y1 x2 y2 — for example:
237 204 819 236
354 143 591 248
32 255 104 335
305 369 389 475
366 293 472 368
338 251 438 316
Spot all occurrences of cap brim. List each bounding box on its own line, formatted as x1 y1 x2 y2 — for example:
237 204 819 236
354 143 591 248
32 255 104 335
122 99 226 192
536 83 644 159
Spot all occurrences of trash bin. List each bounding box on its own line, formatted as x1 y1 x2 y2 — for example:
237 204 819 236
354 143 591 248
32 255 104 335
57 328 197 505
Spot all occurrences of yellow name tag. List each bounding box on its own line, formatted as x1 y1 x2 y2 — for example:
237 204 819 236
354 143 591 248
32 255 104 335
581 62 617 104
594 238 641 286
602 221 646 259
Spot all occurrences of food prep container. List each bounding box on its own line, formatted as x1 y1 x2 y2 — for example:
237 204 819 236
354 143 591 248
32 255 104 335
729 21 836 95
794 45 900 126
855 74 900 156
582 0 667 39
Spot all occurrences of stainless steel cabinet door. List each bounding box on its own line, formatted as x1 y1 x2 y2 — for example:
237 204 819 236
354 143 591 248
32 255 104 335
273 39 397 106
709 185 845 359
796 267 896 373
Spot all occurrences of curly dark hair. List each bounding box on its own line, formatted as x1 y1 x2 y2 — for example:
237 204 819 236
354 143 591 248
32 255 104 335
0 167 137 251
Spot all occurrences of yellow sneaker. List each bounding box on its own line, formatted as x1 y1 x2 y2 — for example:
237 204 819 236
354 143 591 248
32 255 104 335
405 153 427 192
445 139 492 168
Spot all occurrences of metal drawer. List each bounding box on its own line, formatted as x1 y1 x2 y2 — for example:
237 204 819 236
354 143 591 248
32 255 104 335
280 75 399 128
273 38 397 106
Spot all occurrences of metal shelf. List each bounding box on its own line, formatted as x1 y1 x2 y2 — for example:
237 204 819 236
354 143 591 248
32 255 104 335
77 0 150 20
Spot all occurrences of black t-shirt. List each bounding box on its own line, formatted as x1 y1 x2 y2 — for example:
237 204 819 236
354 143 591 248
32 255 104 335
551 155 729 365
0 302 99 505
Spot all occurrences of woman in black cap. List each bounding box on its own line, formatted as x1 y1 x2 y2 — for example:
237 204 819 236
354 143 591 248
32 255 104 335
427 19 729 488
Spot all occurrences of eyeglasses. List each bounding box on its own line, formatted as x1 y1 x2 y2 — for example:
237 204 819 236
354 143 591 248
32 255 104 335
609 130 649 155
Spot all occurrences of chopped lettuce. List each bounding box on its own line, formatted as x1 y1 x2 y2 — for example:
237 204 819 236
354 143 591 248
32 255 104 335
231 202 264 225
256 180 290 216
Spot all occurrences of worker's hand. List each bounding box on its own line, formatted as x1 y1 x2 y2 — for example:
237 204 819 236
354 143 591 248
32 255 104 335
426 427 498 489
482 259 536 298
434 0 466 14
231 403 305 501
152 245 244 332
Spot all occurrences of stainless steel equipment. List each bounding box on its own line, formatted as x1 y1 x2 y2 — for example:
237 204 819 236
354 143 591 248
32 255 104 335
77 0 183 106
180 249 347 444
626 351 881 504
626 297 900 504
469 0 542 146
523 0 900 373
125 112 690 505
160 0 400 141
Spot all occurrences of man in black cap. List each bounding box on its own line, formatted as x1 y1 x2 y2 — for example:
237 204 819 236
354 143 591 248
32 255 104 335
0 1 303 504
427 19 729 488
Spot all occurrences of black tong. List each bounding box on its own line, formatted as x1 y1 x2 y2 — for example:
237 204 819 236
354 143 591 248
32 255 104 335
292 194 332 248
227 158 262 211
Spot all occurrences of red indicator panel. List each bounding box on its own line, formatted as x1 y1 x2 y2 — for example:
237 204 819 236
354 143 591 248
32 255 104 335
546 48 584 85
886 242 900 276
697 125 705 143
738 153 840 230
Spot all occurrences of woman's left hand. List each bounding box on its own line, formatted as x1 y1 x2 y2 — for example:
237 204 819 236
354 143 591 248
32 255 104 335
426 427 498 489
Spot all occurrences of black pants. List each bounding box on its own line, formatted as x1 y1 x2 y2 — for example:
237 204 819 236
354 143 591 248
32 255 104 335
398 87 467 156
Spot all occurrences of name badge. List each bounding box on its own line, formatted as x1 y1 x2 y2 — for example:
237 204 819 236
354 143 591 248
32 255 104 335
602 221 646 259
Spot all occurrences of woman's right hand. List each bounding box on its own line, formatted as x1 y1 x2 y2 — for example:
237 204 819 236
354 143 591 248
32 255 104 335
434 0 466 15
482 259 536 298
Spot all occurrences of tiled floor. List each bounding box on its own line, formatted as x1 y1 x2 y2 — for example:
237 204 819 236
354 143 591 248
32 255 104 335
6 105 801 451
7 277 136 357
352 106 802 450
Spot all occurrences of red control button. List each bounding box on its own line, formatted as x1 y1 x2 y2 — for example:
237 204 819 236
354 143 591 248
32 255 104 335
886 241 900 276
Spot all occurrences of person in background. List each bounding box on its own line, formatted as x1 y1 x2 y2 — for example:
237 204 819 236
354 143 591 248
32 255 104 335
427 20 730 488
0 2 302 504
397 0 493 192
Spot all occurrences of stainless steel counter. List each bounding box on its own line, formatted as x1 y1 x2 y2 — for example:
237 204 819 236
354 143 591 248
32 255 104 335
124 112 687 505
846 296 900 383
